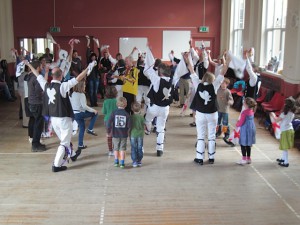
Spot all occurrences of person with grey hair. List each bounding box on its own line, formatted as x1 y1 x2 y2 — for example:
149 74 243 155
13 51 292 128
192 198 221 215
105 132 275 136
24 53 95 172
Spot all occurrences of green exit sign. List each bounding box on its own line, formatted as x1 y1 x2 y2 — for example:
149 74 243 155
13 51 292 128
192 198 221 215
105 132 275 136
50 27 61 33
199 26 209 33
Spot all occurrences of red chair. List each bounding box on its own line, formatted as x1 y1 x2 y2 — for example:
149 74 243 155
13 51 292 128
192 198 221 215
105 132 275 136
256 87 268 104
262 92 285 112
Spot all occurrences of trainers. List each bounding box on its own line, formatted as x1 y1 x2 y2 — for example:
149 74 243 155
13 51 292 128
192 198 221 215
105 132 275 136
236 159 247 165
157 150 163 157
278 162 289 167
52 166 67 172
246 158 252 164
71 149 82 162
114 162 119 167
86 129 97 136
120 164 125 169
194 158 203 165
108 151 114 156
137 162 142 167
208 158 214 164
132 162 138 168
78 145 87 150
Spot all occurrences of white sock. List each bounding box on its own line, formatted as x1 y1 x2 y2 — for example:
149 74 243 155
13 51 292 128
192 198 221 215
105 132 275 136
283 150 288 164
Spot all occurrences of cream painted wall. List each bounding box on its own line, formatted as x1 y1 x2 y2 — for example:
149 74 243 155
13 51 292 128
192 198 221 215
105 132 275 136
282 0 300 84
0 0 15 63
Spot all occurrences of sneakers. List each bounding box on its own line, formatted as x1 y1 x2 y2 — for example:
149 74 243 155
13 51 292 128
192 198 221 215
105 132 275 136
278 162 289 167
157 150 163 157
137 162 142 167
86 129 97 136
236 159 247 165
78 145 87 150
246 158 252 164
31 144 46 152
194 158 203 165
70 149 82 162
108 151 114 156
132 162 138 168
114 162 119 167
119 164 125 169
52 165 67 172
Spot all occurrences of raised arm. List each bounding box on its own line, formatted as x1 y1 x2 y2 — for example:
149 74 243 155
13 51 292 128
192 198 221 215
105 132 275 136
206 50 218 67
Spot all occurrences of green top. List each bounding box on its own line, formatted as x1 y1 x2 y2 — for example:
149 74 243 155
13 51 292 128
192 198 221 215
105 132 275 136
102 98 117 122
130 114 145 138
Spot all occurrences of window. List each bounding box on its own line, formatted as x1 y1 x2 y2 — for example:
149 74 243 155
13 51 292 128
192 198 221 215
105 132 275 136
264 0 287 72
19 38 53 59
231 0 245 58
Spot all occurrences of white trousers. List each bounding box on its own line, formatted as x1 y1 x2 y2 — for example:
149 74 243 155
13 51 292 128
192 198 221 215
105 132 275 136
115 85 123 99
51 117 75 167
136 85 150 112
145 104 169 151
195 111 218 160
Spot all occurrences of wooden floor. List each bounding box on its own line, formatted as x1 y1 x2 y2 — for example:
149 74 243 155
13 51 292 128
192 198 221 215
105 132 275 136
1 98 300 225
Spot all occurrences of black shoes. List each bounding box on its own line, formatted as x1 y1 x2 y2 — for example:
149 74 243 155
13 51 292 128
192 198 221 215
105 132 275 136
189 122 196 127
278 162 289 167
277 159 289 167
71 149 82 162
87 129 97 136
194 158 203 165
52 166 67 172
208 158 215 164
31 144 46 152
223 137 235 147
157 150 163 157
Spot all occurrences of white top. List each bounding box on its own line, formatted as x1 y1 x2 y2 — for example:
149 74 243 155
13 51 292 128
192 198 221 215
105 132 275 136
190 72 224 94
214 64 223 78
37 76 78 98
70 92 95 113
279 112 294 132
245 57 258 87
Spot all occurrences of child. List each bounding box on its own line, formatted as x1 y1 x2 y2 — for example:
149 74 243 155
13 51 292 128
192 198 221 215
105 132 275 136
216 78 234 146
236 97 257 165
270 97 296 167
70 80 98 152
184 52 230 165
130 102 145 167
102 86 118 156
107 97 131 168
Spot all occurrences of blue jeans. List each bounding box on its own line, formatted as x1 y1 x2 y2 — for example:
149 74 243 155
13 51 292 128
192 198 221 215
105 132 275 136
74 111 98 146
130 137 143 162
218 112 230 136
88 78 99 106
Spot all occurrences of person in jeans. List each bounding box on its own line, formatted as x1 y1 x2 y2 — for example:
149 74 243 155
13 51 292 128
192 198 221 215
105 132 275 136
130 102 145 167
70 80 98 151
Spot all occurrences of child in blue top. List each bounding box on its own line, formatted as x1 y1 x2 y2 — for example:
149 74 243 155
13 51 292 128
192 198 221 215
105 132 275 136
270 97 296 167
236 97 257 165
130 102 145 167
107 97 131 168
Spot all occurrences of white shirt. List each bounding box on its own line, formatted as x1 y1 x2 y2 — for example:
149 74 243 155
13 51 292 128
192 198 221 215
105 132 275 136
245 57 258 87
70 92 95 113
190 72 224 94
37 76 78 98
279 112 294 132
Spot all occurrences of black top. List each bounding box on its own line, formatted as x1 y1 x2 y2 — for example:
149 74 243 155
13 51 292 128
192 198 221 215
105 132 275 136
190 83 217 113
